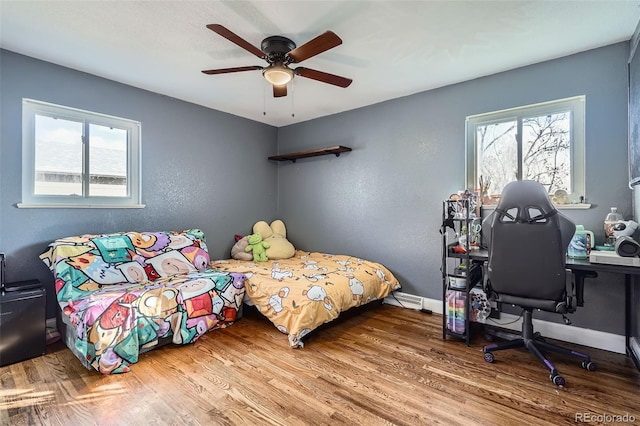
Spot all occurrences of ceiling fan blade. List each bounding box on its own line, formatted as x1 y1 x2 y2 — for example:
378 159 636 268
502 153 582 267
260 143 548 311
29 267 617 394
202 66 263 75
206 24 265 59
273 85 287 98
287 31 342 63
294 67 352 88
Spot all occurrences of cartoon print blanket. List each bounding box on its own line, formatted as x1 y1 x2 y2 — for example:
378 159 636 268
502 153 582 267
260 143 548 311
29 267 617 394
40 230 245 374
211 251 401 348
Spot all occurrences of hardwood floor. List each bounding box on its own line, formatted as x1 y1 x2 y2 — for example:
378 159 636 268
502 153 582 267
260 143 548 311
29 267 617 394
1 304 638 425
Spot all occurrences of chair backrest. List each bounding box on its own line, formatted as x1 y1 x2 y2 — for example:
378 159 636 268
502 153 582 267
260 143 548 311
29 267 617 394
483 180 575 303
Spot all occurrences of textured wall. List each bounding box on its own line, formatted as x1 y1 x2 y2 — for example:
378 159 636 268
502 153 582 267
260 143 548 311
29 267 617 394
0 50 278 318
276 43 632 335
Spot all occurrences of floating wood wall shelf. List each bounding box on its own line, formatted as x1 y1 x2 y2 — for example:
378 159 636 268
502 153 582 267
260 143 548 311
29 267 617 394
268 145 352 163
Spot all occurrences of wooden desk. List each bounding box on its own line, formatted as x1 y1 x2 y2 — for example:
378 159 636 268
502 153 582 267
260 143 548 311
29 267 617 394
466 249 640 370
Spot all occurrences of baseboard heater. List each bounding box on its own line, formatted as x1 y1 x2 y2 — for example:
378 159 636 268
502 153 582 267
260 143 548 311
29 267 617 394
383 291 423 310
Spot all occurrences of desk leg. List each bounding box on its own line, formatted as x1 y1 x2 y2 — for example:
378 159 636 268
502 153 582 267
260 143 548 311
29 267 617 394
626 274 630 350
625 274 640 371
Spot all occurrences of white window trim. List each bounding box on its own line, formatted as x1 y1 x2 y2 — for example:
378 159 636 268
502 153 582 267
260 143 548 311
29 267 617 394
19 99 144 208
465 96 586 201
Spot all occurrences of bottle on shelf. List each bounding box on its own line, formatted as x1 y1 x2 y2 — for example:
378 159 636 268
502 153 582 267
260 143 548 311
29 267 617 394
604 207 624 247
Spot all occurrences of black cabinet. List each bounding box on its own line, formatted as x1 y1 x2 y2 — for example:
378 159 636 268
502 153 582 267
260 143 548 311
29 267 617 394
0 283 46 367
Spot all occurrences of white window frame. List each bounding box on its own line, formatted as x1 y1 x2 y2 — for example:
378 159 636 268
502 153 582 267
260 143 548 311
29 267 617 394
19 99 144 208
466 96 586 202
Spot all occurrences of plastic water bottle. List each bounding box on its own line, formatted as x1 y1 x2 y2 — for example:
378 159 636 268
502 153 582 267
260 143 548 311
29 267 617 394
604 207 624 246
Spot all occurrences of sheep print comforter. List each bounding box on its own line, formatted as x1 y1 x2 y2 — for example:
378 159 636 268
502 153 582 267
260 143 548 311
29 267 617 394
211 250 401 348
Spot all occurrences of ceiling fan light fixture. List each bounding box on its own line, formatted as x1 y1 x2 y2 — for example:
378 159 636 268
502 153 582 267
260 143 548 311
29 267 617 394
263 64 294 86
203 25 352 97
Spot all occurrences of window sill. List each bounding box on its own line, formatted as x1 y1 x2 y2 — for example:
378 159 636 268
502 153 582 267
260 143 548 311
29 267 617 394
17 203 146 209
482 203 591 210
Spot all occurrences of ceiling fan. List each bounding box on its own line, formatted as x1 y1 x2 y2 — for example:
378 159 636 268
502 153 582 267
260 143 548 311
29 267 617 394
202 24 353 98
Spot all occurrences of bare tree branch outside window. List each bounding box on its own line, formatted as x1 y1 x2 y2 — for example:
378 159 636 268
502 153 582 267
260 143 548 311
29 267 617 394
476 111 571 195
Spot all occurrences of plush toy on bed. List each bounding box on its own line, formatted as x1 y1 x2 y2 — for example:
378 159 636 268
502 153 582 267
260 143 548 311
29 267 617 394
230 234 254 261
245 232 270 262
253 219 296 260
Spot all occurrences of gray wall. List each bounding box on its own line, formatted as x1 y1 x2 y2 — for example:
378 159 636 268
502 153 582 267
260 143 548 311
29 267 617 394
0 50 278 318
276 42 633 335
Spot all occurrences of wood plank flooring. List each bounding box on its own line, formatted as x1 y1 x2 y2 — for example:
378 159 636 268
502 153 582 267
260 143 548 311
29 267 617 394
1 304 639 425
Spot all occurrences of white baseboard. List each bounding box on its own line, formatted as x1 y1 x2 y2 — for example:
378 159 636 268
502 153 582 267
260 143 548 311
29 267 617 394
491 312 625 354
383 292 625 354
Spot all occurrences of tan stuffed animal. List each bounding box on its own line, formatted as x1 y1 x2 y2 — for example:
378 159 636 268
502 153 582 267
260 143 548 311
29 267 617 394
253 220 295 260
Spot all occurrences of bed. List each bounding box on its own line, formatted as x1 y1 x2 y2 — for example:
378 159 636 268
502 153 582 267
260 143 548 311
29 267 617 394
211 250 401 347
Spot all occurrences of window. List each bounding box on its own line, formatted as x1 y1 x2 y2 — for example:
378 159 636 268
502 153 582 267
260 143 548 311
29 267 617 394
466 96 585 201
20 99 142 208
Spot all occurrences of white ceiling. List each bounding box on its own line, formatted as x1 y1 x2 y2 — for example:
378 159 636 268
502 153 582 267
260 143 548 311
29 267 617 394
2 1 640 127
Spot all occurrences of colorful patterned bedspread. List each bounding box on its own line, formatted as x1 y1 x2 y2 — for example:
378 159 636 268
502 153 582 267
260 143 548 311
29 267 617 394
211 250 401 347
40 230 245 374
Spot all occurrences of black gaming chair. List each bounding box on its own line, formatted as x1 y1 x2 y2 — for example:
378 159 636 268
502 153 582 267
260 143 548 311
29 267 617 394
482 180 596 387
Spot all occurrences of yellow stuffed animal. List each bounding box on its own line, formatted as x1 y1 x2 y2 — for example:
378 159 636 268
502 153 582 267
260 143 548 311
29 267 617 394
253 219 295 260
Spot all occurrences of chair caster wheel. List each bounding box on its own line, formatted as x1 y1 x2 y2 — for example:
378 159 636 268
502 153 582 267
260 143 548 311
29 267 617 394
484 333 494 342
551 374 565 387
484 352 495 363
581 361 596 371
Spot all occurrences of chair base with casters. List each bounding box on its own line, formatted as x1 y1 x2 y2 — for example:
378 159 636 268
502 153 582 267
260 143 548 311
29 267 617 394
482 309 596 387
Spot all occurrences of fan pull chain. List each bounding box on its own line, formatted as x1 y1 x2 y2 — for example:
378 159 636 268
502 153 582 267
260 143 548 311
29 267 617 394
263 81 267 116
290 81 295 117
